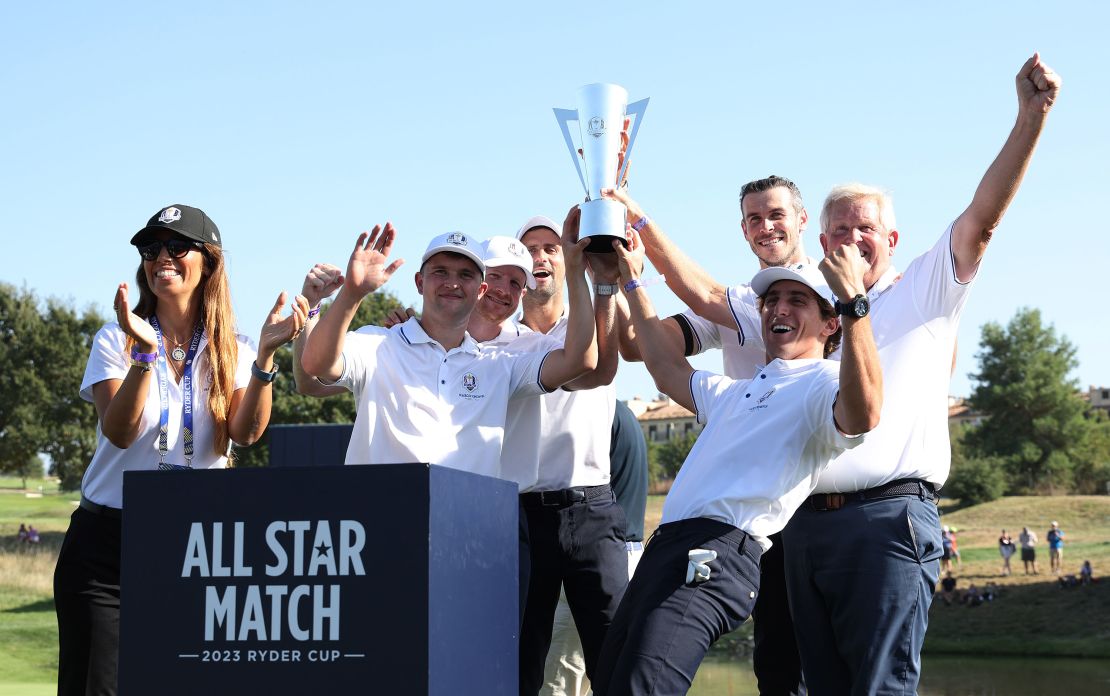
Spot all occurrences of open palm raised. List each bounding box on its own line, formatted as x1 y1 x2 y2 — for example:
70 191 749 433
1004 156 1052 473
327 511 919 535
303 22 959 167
344 223 405 299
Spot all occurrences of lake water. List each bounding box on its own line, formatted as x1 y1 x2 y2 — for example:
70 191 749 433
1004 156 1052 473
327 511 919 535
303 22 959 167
686 655 1110 695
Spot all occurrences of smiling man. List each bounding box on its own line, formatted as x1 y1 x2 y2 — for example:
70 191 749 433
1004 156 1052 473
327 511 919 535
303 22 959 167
299 222 597 475
591 230 882 696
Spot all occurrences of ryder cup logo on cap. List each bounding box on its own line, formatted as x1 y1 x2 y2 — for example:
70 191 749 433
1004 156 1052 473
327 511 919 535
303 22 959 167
750 262 832 303
158 207 182 224
483 236 536 289
421 231 486 274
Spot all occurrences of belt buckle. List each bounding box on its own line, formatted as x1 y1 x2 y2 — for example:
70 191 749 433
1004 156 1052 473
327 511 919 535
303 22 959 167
539 490 564 507
568 488 587 504
814 493 845 511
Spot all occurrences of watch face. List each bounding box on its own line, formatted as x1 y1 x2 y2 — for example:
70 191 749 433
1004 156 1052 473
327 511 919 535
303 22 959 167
852 296 869 318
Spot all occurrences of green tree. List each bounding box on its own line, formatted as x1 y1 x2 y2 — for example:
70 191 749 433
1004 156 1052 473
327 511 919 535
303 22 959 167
647 431 699 484
945 423 1006 504
233 292 407 468
966 307 1094 494
0 284 52 484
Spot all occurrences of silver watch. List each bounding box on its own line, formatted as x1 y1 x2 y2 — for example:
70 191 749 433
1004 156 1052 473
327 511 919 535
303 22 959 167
594 283 620 296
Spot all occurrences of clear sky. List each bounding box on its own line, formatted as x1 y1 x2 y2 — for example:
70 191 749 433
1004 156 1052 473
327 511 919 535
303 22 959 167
2 2 1107 402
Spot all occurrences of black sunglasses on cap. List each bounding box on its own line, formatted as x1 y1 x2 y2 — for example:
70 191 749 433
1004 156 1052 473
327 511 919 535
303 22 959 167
135 238 205 261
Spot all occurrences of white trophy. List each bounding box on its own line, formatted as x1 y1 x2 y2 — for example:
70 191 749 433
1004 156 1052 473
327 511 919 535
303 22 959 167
554 83 649 252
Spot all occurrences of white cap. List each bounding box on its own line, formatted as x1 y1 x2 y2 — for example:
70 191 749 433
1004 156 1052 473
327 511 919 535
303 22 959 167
421 232 485 274
515 215 560 241
750 263 832 305
483 236 536 289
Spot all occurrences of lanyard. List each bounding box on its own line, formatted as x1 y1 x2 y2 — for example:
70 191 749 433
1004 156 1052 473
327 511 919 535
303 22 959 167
149 316 204 470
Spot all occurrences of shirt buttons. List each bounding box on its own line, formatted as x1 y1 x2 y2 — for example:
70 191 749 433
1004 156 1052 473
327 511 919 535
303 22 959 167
441 380 445 384
761 374 767 379
745 394 750 398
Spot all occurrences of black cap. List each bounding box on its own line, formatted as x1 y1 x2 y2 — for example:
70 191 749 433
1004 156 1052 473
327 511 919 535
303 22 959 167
131 205 222 248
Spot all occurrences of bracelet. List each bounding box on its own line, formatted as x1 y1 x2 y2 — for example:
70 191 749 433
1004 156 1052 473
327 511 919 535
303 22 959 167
251 361 279 384
623 278 646 293
307 304 322 319
594 283 620 296
631 216 650 232
129 358 153 372
130 346 157 364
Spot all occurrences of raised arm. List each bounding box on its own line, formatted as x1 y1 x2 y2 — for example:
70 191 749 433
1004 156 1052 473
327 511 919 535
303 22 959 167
301 224 404 382
821 243 882 436
228 291 308 445
538 206 598 392
601 186 736 329
94 283 161 448
952 53 1061 281
564 251 622 390
292 263 346 397
613 232 697 412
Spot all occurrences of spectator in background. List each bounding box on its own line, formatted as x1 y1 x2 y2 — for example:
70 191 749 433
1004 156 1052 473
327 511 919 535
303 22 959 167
26 525 40 544
1019 527 1038 575
940 572 958 606
999 529 1016 576
1079 560 1093 585
17 524 29 543
1047 521 1065 575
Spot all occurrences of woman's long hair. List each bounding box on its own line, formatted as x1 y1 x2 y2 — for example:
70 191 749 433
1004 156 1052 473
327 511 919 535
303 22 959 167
129 243 239 457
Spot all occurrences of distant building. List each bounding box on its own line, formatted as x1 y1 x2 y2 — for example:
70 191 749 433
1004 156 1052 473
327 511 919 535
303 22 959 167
948 396 983 428
1084 386 1110 416
629 395 702 444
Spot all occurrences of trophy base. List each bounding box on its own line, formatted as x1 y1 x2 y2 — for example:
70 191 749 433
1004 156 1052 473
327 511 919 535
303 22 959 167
580 198 629 254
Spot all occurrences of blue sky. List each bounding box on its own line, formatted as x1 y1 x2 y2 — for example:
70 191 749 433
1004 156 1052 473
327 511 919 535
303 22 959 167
2 2 1107 402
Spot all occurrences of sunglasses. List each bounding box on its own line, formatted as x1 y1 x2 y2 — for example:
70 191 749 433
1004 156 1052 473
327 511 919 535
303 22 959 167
136 238 205 261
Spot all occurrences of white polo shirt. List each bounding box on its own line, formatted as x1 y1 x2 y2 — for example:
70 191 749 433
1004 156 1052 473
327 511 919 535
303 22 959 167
660 359 863 550
337 317 549 477
812 223 974 493
79 323 256 509
680 284 766 379
490 316 615 492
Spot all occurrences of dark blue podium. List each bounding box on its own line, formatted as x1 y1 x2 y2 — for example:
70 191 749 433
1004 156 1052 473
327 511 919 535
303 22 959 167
120 464 518 695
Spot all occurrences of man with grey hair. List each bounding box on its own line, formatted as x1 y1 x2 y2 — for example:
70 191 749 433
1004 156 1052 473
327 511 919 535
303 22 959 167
771 54 1062 694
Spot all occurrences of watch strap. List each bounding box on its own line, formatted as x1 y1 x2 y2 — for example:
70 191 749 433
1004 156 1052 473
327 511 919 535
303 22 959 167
251 361 279 383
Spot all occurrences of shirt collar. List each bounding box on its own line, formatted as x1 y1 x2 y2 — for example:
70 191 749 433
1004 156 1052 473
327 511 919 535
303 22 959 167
866 266 901 302
399 316 481 354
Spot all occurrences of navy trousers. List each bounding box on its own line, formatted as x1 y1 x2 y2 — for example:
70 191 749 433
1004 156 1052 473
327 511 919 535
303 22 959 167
593 517 762 696
752 531 806 695
783 495 942 695
519 487 630 695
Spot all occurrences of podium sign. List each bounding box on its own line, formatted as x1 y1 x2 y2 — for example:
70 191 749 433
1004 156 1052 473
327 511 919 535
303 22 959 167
120 465 518 695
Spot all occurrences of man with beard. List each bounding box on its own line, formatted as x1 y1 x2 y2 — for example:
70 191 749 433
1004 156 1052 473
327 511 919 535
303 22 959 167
503 210 629 696
605 175 814 695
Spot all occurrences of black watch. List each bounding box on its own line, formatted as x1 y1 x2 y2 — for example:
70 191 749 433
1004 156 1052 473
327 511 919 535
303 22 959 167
834 294 870 319
251 361 279 383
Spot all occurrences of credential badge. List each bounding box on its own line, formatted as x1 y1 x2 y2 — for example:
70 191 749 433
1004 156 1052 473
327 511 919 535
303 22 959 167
462 373 477 392
159 207 182 224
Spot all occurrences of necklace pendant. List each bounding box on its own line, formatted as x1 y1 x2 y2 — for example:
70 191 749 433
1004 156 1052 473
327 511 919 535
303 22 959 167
171 346 187 362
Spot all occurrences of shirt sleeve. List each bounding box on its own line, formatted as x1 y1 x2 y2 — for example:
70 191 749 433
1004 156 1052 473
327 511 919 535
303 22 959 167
805 363 866 451
80 323 129 402
679 309 721 354
903 222 977 326
727 285 764 354
508 348 557 397
688 369 737 425
336 329 389 393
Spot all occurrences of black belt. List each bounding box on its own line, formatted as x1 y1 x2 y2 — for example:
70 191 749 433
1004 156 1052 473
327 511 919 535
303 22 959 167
79 496 122 520
520 484 611 508
806 478 937 512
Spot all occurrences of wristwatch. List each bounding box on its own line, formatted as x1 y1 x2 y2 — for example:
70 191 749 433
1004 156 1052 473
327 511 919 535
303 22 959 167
594 283 620 296
834 294 870 319
251 361 279 383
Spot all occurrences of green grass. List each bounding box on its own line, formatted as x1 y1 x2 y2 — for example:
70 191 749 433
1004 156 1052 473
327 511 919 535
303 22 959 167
646 494 1110 659
0 477 75 689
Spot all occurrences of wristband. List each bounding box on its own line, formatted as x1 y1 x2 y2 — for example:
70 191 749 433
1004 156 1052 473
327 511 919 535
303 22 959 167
594 283 620 296
251 361 279 384
130 346 157 364
623 278 646 293
129 358 153 372
631 216 650 232
307 304 323 319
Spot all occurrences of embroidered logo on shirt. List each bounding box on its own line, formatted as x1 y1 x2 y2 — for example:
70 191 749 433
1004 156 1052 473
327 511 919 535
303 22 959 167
757 389 775 404
462 373 477 392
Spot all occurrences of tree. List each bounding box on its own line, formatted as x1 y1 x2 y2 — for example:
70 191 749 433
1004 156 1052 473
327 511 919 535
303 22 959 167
233 291 407 468
945 423 1006 504
0 284 52 483
647 431 699 484
966 307 1097 494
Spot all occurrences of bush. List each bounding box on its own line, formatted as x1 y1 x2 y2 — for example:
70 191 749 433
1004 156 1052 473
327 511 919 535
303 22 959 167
945 454 1007 504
